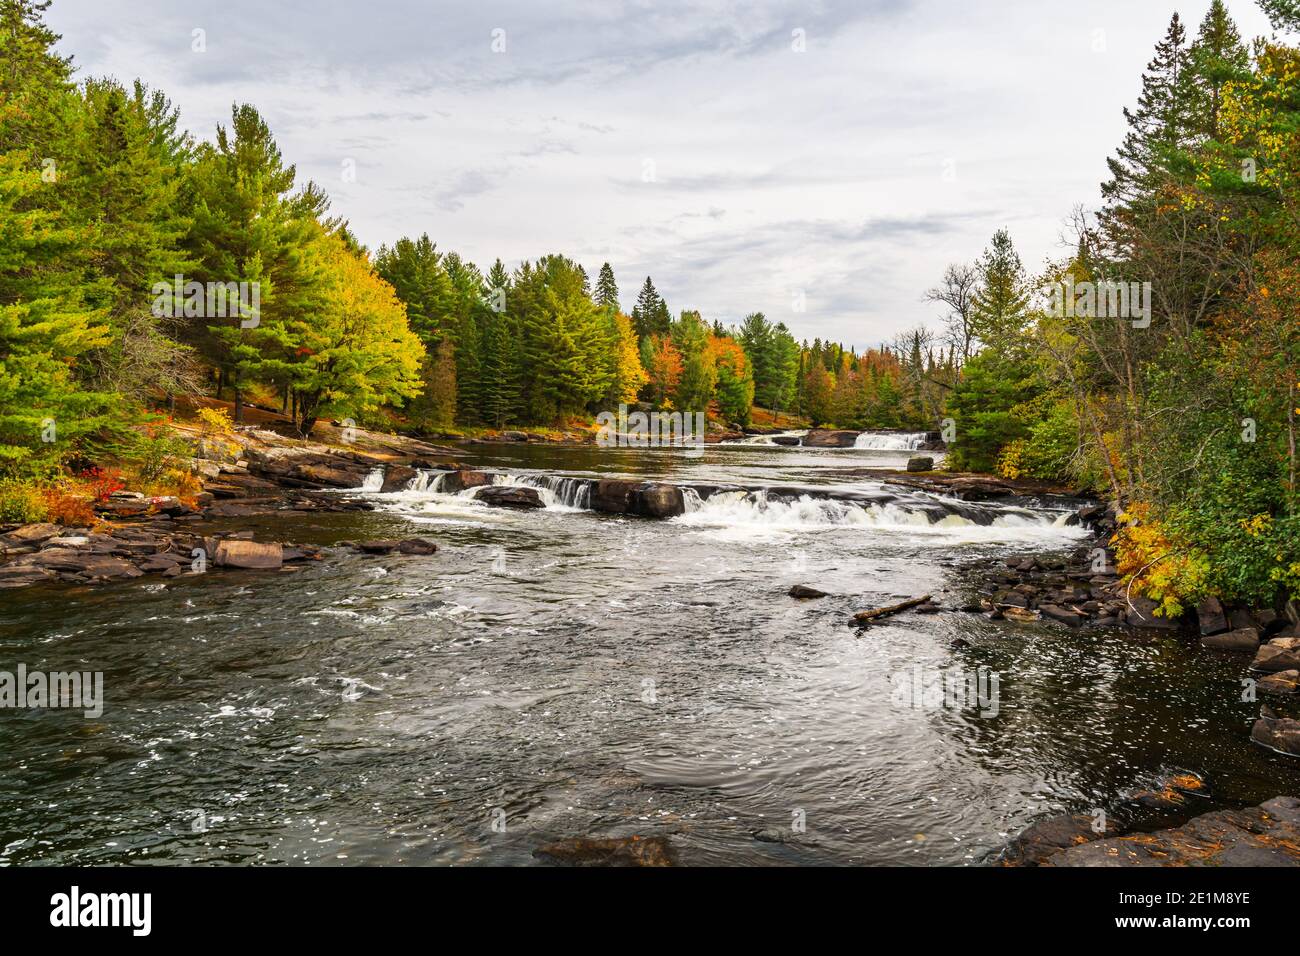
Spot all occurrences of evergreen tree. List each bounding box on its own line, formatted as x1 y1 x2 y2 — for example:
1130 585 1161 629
1182 0 1250 140
594 262 619 312
969 229 1030 350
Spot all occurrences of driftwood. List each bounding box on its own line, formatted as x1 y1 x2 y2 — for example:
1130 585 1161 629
852 594 931 625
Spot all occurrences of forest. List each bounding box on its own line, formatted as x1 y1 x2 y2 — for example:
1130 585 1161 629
1 0 1299 617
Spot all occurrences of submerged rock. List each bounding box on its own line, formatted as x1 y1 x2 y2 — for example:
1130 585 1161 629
397 537 437 555
533 835 674 867
788 584 828 599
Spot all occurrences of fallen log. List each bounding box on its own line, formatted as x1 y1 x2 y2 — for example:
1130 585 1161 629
852 594 932 625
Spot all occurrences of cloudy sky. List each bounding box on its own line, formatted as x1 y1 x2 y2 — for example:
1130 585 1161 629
48 0 1278 349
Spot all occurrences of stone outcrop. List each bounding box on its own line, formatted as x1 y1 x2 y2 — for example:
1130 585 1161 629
1040 797 1300 866
802 428 859 448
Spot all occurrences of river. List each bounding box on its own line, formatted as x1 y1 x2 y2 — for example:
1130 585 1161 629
2 437 1296 865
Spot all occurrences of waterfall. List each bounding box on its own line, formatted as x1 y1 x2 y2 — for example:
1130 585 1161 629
359 467 385 492
674 488 1068 531
853 431 929 450
404 469 447 493
493 473 593 510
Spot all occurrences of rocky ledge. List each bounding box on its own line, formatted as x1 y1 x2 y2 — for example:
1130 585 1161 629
1022 796 1300 867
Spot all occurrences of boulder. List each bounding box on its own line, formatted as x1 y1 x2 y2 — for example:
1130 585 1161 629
998 813 1120 866
1040 604 1084 627
213 539 283 570
440 470 493 494
590 479 685 518
1123 596 1184 630
355 540 399 554
379 464 418 493
906 456 935 472
1252 638 1300 673
802 428 859 448
771 435 801 447
1257 670 1300 695
474 485 545 509
788 584 828 599
397 537 437 555
1200 627 1260 652
1251 715 1300 757
1196 596 1229 636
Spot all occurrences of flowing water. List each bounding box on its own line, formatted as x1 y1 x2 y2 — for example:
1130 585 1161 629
2 440 1297 866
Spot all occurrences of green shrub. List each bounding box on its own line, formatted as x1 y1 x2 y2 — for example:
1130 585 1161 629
0 480 50 524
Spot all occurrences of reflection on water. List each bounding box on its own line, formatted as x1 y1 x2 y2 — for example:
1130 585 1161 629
0 442 1296 866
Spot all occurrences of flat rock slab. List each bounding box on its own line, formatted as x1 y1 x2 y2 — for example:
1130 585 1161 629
1201 627 1260 652
1041 797 1300 867
998 813 1120 866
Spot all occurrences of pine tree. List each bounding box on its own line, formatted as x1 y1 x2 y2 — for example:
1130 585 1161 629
969 229 1030 350
1182 0 1250 141
1101 14 1191 213
631 276 669 340
594 262 619 312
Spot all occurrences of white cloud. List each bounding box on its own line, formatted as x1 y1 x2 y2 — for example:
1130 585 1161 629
48 0 1278 349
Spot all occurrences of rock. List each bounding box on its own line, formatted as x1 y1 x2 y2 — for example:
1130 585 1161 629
1201 627 1260 652
802 428 860 448
590 479 685 518
0 565 56 588
379 464 418 493
397 537 437 555
788 584 828 599
355 540 399 554
1040 604 1084 627
1252 639 1300 673
0 522 63 547
1196 596 1229 636
998 813 1120 866
1042 796 1300 866
1252 714 1300 757
439 470 493 494
1257 670 1300 695
1002 606 1041 622
533 835 673 867
474 485 545 509
30 551 142 580
213 539 283 570
771 436 801 446
1123 596 1184 630
905 456 934 472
